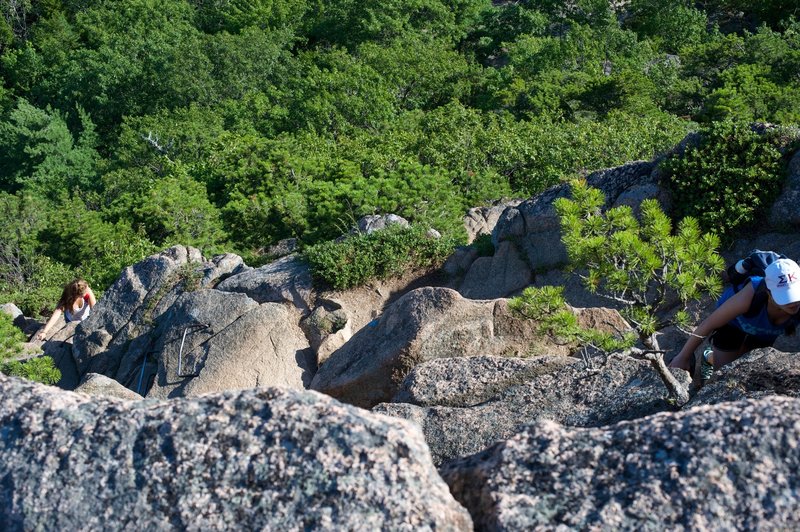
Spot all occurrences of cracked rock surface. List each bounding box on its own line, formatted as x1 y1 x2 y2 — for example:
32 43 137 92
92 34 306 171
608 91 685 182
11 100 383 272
0 374 471 531
441 395 800 531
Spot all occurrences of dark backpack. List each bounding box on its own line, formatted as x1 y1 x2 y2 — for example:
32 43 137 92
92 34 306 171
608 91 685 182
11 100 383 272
723 249 798 334
723 249 786 286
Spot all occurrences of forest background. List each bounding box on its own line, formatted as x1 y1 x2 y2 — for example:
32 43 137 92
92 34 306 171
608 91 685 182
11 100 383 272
1 0 799 316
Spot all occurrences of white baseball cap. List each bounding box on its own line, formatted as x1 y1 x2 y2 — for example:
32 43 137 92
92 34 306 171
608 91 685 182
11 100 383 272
765 258 800 306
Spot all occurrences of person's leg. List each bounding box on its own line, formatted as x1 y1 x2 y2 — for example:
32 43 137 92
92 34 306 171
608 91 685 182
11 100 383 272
707 345 750 369
705 324 750 371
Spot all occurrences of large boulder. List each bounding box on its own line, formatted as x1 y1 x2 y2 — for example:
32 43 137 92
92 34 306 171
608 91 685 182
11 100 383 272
463 200 523 244
354 213 410 234
315 268 448 342
1 302 22 321
310 288 550 408
441 246 480 278
390 355 577 408
0 375 471 531
72 246 208 379
196 253 248 288
145 291 312 399
375 355 690 464
441 396 800 530
458 240 533 300
216 254 314 312
70 248 307 398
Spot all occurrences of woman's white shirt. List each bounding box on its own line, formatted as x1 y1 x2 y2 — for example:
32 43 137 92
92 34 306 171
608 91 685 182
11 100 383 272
65 297 91 322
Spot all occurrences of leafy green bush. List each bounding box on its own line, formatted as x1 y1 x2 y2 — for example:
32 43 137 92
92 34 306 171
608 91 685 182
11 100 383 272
554 180 725 405
0 254 75 317
483 110 694 195
661 120 789 240
304 224 459 290
2 357 62 385
0 312 61 385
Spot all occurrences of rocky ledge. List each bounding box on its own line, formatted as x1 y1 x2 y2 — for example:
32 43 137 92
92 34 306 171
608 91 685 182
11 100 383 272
0 374 470 531
441 395 800 531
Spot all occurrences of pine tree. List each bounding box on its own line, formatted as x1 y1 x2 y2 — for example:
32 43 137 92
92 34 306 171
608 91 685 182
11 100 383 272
553 179 725 404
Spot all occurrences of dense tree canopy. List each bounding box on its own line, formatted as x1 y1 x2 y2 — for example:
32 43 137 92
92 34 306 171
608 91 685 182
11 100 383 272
0 0 798 313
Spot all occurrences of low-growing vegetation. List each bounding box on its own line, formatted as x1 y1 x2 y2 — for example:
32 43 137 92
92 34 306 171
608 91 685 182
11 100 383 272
0 312 61 385
555 179 724 348
304 224 458 290
1 0 797 311
662 120 799 240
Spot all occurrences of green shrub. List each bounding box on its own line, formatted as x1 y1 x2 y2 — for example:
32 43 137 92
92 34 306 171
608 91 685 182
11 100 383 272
0 311 26 359
304 224 459 290
2 357 62 385
661 120 788 240
0 312 61 385
554 179 724 345
0 254 75 317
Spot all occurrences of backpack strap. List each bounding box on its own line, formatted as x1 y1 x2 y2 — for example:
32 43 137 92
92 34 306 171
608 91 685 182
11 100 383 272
786 317 799 336
743 278 768 318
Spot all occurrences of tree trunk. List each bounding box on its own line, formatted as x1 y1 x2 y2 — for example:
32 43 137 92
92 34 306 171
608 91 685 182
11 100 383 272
633 334 690 406
642 351 690 407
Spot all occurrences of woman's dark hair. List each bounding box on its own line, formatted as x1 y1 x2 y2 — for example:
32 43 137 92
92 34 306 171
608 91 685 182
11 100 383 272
57 279 88 312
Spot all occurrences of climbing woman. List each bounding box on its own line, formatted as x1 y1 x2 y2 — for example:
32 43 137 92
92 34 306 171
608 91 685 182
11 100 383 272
669 258 800 383
35 279 97 341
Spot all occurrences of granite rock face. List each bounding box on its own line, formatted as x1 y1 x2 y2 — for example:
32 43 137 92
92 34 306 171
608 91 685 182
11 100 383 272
463 200 523 244
689 347 800 406
72 246 209 379
75 373 144 400
458 240 533 300
390 355 577 408
70 248 312 398
146 293 312 399
1 302 23 320
310 287 548 408
441 396 800 531
216 254 314 312
490 160 660 274
376 355 690 464
0 374 471 531
449 160 667 300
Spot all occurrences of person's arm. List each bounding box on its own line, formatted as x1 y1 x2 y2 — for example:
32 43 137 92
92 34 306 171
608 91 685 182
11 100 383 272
668 283 755 371
85 286 97 307
35 308 64 341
